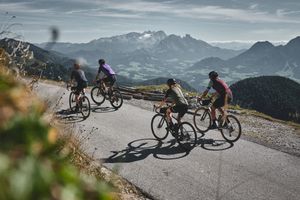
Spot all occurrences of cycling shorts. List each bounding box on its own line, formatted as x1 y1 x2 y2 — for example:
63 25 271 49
74 81 87 95
171 104 188 118
103 75 116 86
213 94 232 108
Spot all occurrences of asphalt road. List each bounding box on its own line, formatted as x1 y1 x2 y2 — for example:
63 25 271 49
37 83 300 200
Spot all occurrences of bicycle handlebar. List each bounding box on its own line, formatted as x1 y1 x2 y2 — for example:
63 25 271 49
66 83 71 91
197 98 212 106
153 104 172 113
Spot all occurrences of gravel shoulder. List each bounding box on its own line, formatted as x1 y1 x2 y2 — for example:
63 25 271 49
125 98 300 157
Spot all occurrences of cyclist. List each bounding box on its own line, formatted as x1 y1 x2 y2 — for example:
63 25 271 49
198 71 232 129
156 78 189 130
70 63 88 110
95 59 116 94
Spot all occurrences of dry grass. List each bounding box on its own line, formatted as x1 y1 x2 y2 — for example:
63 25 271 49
230 106 300 130
135 84 200 97
52 119 148 200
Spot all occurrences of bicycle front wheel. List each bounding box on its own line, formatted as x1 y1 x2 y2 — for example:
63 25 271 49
69 92 76 112
80 96 91 119
193 107 211 133
176 122 197 151
151 114 169 140
91 86 105 105
220 115 241 142
110 89 123 109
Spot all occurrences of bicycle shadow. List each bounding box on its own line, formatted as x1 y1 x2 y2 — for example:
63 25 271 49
197 138 234 151
196 131 234 151
91 104 117 113
103 135 234 164
103 138 190 164
55 109 86 123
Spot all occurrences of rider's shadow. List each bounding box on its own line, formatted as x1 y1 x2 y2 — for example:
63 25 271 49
55 109 86 123
103 138 190 163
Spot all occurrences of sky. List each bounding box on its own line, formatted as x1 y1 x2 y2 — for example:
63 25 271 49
0 0 300 43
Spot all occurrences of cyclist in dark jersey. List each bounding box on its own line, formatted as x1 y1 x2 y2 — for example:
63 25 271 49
70 63 88 108
198 71 233 129
156 78 189 129
95 59 116 88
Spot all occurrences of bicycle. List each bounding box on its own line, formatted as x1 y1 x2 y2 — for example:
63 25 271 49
151 105 197 151
67 84 91 119
193 98 241 142
91 79 123 109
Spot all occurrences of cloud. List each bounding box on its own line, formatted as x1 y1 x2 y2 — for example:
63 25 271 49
250 4 258 9
0 2 52 14
1 0 300 43
1 0 299 24
83 0 300 24
276 9 300 17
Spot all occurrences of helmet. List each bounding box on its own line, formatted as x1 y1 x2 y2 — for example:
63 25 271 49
167 78 176 86
209 71 218 79
98 59 105 65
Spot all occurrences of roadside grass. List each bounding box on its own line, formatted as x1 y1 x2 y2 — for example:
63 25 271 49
135 84 199 97
229 105 300 131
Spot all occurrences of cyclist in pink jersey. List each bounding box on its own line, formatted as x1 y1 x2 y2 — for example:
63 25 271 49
198 71 233 129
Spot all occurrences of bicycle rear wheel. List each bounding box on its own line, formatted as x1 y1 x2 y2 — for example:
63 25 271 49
176 122 197 151
91 86 105 105
110 89 123 109
69 92 76 112
220 115 241 142
80 96 91 119
193 107 211 133
151 114 169 140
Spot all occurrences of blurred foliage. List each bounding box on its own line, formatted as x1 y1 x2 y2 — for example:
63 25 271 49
0 51 114 200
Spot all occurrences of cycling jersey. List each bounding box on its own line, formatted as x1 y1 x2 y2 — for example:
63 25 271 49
207 78 232 98
98 64 116 77
71 69 88 84
165 86 188 105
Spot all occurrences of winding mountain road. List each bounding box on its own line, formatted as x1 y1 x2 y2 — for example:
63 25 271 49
36 82 300 200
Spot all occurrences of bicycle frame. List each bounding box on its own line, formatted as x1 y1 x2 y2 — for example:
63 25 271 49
154 105 179 126
151 105 197 150
197 99 226 124
96 79 112 94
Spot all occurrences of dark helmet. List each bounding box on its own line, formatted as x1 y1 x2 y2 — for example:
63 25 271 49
167 78 176 86
98 59 105 65
209 71 218 79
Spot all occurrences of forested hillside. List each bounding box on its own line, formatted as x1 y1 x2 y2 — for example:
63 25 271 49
230 76 300 123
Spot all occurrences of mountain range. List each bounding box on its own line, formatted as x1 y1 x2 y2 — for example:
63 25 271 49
0 38 197 91
3 31 300 92
36 31 243 86
36 31 300 90
186 36 300 89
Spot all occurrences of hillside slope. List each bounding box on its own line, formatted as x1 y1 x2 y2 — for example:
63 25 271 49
230 76 300 122
0 38 74 81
